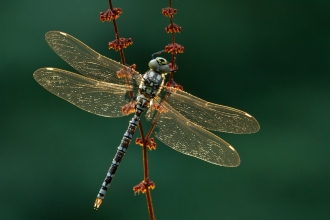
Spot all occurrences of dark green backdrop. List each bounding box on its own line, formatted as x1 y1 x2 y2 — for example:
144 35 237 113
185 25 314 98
1 0 329 219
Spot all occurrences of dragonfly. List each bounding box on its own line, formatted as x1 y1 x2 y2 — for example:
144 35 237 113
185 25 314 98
33 31 260 209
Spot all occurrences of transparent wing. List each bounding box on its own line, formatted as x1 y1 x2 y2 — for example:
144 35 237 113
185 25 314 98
45 31 142 86
33 68 132 117
146 99 240 167
166 90 260 134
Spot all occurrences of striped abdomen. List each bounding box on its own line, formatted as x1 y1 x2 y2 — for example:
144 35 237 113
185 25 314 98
94 97 149 209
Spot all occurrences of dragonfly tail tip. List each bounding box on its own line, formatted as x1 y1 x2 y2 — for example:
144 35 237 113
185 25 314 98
94 198 103 210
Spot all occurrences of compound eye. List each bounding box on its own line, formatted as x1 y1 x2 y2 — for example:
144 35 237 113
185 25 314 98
156 58 167 65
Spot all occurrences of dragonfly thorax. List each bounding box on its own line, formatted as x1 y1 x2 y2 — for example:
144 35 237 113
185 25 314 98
138 70 165 100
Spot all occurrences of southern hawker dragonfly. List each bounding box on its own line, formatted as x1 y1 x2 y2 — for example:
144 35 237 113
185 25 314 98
33 31 260 209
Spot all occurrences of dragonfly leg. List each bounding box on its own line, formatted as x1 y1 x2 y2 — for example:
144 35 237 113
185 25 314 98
136 137 157 150
133 179 155 194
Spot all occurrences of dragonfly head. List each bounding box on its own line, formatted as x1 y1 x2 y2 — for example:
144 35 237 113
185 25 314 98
149 57 170 74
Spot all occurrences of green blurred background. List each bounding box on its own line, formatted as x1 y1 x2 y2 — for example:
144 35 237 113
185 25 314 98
1 0 329 219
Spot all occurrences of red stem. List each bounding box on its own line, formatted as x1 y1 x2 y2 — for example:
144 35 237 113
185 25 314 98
168 0 175 86
106 1 154 219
